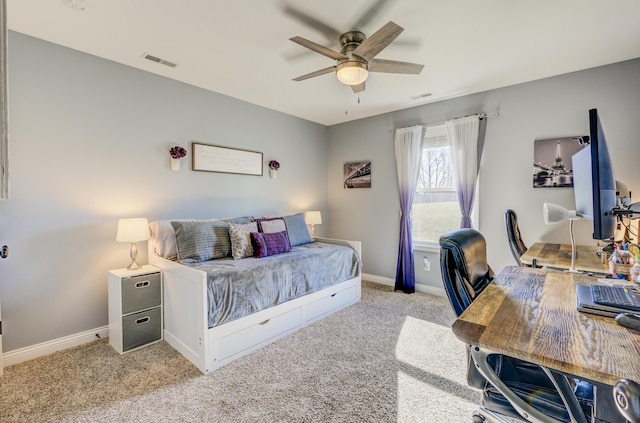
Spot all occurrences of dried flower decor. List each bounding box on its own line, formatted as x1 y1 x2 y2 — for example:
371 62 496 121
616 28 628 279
268 160 280 170
170 146 187 159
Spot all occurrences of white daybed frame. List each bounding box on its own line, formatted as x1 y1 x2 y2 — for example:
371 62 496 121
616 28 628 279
149 237 361 374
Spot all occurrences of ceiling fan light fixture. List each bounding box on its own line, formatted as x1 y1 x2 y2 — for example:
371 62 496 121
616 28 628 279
336 62 368 86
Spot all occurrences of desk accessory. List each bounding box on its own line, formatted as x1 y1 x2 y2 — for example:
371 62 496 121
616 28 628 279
631 261 640 284
615 313 640 331
543 202 581 272
609 244 638 280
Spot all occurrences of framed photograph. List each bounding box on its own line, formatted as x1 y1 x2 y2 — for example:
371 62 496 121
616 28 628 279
344 160 371 188
192 142 263 176
533 136 587 188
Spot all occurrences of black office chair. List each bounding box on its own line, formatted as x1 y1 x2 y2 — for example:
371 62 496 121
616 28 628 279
440 228 593 423
505 209 528 266
614 379 640 422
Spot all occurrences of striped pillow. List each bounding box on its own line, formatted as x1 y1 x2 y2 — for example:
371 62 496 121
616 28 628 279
250 231 291 258
171 220 232 263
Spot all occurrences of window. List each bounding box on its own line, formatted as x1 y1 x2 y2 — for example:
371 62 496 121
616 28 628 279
411 124 461 245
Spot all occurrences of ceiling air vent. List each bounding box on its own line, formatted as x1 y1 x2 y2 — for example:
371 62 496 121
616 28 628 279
60 0 87 10
410 92 432 100
142 53 177 68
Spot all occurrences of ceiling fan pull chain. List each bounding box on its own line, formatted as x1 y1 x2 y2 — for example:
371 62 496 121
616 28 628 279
344 86 349 115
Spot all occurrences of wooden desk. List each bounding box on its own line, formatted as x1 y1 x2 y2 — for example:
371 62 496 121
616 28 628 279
521 242 609 274
452 266 640 422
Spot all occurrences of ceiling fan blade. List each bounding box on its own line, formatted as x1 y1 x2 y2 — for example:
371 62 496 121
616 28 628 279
352 21 404 61
283 5 342 42
352 0 394 30
290 36 347 61
292 66 337 82
351 81 366 93
369 58 424 74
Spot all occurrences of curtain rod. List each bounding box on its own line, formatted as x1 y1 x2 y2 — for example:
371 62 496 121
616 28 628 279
388 111 500 133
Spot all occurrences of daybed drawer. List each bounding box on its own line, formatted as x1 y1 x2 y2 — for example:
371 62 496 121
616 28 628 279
216 308 302 360
306 284 358 322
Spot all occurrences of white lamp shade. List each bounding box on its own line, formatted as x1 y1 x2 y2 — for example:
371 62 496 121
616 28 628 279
304 211 322 225
116 218 150 242
543 203 578 225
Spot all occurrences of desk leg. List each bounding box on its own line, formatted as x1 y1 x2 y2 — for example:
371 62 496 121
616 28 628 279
593 382 621 423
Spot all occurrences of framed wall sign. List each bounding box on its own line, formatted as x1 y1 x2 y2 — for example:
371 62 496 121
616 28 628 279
192 142 263 176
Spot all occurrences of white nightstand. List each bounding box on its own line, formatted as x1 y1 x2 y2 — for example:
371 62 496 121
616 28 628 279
108 265 162 353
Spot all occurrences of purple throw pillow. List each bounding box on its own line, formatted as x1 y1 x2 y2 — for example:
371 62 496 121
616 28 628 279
250 231 291 258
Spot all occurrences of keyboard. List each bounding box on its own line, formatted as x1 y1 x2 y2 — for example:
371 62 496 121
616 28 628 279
591 285 640 311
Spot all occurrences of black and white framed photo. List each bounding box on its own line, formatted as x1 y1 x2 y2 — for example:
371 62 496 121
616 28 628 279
533 136 587 188
343 160 371 189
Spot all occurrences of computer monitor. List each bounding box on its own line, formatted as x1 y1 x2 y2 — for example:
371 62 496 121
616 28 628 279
571 109 617 240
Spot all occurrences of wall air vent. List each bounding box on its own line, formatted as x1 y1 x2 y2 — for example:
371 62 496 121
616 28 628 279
142 53 177 68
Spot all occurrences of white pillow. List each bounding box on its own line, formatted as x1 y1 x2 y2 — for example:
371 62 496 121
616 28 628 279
150 219 193 259
259 218 287 233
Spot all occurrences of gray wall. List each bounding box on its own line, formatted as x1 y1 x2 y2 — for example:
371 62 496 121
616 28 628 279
0 32 329 352
328 58 640 289
3 30 639 354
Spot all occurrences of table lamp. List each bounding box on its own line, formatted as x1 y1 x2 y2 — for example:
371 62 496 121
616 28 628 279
304 211 322 237
543 203 580 272
116 218 150 270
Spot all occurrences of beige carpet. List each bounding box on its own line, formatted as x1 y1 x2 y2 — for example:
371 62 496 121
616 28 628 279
0 282 480 422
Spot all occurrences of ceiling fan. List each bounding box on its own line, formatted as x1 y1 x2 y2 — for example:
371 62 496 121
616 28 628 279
289 20 424 93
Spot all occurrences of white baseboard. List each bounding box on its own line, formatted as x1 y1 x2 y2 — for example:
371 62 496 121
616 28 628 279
362 273 395 287
416 284 446 297
362 273 445 297
3 325 109 368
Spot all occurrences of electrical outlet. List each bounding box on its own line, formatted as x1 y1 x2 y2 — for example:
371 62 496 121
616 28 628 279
423 256 430 271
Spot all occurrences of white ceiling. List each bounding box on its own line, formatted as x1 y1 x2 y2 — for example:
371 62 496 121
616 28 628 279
7 0 640 126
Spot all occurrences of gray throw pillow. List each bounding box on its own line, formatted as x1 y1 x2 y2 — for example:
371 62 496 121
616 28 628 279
283 213 314 246
222 216 253 225
171 220 232 263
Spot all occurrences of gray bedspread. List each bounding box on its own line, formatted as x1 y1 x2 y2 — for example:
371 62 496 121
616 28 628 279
187 242 361 328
